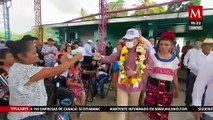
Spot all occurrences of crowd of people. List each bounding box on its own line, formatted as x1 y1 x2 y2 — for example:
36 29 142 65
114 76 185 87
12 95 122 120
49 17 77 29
0 28 213 120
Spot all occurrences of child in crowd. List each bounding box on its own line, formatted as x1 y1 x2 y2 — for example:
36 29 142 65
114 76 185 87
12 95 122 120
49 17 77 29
93 62 110 98
66 61 86 106
6 36 82 120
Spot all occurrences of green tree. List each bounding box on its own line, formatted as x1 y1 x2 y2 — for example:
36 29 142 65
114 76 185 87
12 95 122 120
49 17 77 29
133 0 166 16
24 29 36 36
24 28 55 41
107 0 128 18
0 32 4 40
11 32 23 40
80 8 96 21
0 31 22 41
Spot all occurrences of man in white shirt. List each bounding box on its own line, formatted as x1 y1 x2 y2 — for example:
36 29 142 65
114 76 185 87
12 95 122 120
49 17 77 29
83 40 93 64
184 40 202 105
141 36 156 55
148 37 155 47
192 60 213 120
73 41 85 61
184 41 202 67
186 38 213 106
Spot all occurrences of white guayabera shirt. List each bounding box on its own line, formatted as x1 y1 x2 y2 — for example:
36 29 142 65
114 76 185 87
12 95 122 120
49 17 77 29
192 60 213 118
7 63 47 120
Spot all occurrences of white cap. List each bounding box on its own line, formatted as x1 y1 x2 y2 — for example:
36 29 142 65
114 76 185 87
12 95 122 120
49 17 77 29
123 28 140 40
203 38 213 44
88 40 93 43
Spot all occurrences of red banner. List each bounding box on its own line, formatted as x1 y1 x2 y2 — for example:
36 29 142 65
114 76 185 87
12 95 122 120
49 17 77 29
0 106 31 112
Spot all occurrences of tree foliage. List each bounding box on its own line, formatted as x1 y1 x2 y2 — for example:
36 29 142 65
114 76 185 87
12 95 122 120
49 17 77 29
80 8 96 21
0 27 56 42
0 31 22 41
107 0 128 18
24 28 55 41
133 0 166 16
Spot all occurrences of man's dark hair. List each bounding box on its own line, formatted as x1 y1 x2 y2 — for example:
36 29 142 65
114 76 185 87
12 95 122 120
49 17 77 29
73 41 80 46
6 38 34 59
58 54 63 64
47 38 54 41
21 35 38 41
108 41 111 45
186 41 190 44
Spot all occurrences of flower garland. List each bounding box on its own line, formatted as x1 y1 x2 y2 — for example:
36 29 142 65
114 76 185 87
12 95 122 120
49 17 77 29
119 40 146 88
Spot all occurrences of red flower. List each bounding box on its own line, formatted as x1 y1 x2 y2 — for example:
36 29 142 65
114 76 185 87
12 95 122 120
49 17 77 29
160 32 176 40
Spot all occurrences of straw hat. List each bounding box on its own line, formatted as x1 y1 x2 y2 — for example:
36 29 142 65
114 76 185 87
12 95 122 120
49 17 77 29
203 38 213 44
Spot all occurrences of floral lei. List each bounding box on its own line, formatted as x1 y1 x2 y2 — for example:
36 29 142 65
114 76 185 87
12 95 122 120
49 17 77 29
119 40 146 88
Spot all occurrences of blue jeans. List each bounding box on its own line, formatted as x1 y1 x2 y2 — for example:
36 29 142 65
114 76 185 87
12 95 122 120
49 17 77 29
202 114 213 120
93 74 109 97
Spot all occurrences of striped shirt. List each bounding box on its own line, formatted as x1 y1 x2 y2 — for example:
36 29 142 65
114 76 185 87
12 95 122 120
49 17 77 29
0 68 8 99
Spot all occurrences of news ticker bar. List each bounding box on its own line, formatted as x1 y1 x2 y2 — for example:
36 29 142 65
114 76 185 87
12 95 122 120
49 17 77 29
0 106 213 112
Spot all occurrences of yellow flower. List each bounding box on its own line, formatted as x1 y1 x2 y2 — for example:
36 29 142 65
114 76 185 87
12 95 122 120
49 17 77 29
121 74 125 79
141 49 146 54
136 46 143 52
119 42 146 85
131 78 138 85
119 61 123 66
139 55 145 61
141 64 146 69
122 47 128 54
120 56 125 62
137 78 142 81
